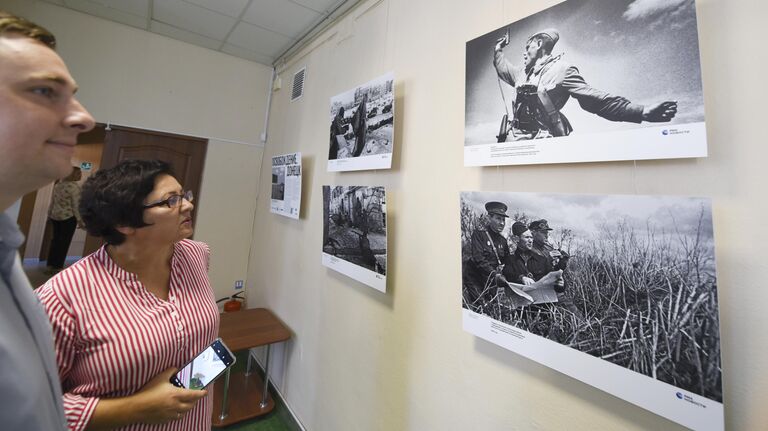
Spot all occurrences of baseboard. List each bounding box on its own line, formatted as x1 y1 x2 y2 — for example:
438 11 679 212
246 349 307 431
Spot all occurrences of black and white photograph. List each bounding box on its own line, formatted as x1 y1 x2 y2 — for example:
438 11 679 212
460 191 723 431
465 0 707 166
271 166 285 201
271 152 302 219
322 186 387 292
328 72 395 172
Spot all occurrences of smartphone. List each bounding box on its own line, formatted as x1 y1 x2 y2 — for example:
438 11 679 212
170 338 236 390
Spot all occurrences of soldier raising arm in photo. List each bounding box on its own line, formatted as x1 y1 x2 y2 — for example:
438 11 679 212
493 28 677 139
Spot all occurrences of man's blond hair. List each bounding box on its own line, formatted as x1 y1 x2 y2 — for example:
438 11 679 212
0 10 56 49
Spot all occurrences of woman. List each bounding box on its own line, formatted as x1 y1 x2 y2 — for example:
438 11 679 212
46 166 83 274
36 159 219 431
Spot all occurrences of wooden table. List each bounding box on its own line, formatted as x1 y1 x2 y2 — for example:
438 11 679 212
211 308 291 427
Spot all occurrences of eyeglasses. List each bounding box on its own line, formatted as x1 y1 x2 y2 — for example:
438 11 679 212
143 190 194 209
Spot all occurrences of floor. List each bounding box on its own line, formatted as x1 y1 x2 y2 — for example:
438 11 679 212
217 410 294 431
23 259 299 431
23 258 74 288
214 351 297 431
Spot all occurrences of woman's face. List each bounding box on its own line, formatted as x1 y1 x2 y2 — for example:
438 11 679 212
137 174 194 244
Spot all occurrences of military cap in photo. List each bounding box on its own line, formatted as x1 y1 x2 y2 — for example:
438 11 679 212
528 28 560 46
485 201 509 217
511 221 528 236
528 219 553 231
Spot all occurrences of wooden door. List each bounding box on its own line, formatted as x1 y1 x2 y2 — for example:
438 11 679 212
15 190 37 258
82 126 208 256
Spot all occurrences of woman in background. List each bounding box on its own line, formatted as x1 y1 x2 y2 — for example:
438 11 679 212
46 166 83 274
37 159 218 431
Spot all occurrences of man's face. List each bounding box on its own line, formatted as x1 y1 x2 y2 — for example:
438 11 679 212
0 36 94 198
518 230 533 251
488 213 506 234
523 39 542 70
532 229 549 246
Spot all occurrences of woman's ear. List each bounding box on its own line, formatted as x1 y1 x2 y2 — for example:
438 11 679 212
115 226 136 237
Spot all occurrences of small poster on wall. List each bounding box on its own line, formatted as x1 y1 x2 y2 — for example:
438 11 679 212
464 0 707 166
460 191 723 431
270 152 301 219
322 186 387 292
328 72 395 172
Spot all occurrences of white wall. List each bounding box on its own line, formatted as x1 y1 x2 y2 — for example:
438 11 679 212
196 139 264 301
0 0 271 300
248 0 767 430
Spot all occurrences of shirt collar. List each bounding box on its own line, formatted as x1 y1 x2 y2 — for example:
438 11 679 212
529 53 564 77
94 242 181 281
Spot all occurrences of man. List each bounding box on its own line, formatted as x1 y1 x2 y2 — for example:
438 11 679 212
493 28 678 140
528 219 582 316
502 221 563 288
462 201 511 305
0 11 95 431
528 220 568 270
46 166 84 274
329 106 345 160
350 92 368 157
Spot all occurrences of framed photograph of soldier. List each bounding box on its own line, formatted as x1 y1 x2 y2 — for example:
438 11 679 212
328 72 395 172
460 191 723 431
464 0 707 166
322 186 387 292
270 152 302 219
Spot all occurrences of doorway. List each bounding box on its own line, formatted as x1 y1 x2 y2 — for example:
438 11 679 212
17 123 208 286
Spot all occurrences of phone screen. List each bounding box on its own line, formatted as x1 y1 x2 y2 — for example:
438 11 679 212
173 339 235 390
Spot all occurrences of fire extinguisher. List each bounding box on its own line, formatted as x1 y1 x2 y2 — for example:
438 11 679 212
217 291 244 312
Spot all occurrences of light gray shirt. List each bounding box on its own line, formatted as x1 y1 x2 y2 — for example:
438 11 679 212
0 210 67 430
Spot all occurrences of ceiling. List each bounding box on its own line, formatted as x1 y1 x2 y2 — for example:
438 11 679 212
40 0 348 65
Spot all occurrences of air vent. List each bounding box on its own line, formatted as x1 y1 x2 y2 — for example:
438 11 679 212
291 67 306 102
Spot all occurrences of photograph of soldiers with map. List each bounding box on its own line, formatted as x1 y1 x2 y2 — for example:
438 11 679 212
465 0 707 166
460 191 723 431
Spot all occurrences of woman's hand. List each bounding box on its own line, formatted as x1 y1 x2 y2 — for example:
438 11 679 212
86 367 208 430
132 367 208 424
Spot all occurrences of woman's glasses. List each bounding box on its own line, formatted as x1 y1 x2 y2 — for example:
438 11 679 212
143 190 194 209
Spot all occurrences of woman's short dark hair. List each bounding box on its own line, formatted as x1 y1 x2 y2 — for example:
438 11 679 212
80 159 176 245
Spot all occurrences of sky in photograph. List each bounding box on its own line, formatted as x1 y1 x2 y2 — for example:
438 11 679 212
465 0 703 141
462 191 714 246
330 72 394 117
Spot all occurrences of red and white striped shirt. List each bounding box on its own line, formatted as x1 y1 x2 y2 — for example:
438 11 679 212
36 239 220 431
